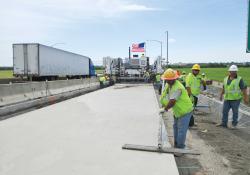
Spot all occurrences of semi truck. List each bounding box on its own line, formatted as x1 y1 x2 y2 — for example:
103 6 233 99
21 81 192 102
13 43 95 80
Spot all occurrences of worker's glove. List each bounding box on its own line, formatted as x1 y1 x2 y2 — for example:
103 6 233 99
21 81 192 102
159 108 165 114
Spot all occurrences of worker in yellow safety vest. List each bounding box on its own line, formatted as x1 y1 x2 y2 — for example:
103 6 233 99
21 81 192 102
99 75 106 88
144 71 150 83
217 65 249 129
201 72 207 90
155 73 161 83
160 68 193 149
178 71 186 87
185 64 206 126
154 73 162 94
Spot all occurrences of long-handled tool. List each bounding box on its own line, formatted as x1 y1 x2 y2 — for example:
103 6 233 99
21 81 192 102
122 111 200 155
122 80 200 155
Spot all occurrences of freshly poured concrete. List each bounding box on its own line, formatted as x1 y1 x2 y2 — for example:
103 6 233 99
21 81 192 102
0 84 179 175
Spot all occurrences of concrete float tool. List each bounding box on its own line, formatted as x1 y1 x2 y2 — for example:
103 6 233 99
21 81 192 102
122 80 200 155
122 113 200 155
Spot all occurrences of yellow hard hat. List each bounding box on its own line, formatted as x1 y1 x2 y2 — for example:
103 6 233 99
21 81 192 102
192 64 201 70
161 68 179 80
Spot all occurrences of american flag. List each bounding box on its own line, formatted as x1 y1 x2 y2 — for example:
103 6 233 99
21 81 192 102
131 42 145 52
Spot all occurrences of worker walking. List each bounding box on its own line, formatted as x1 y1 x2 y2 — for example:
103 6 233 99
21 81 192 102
160 69 193 149
185 64 205 126
217 65 249 129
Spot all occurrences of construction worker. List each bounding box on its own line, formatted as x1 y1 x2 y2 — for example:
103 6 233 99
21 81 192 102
155 73 161 93
99 75 106 88
155 73 161 84
217 65 249 128
176 70 181 76
178 71 187 87
160 69 193 149
185 64 205 126
144 71 150 83
201 72 207 90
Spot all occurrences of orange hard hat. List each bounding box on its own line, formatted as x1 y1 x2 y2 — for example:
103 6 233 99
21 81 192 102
161 68 179 80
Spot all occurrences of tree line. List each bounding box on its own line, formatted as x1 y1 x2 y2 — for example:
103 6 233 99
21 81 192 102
168 62 250 68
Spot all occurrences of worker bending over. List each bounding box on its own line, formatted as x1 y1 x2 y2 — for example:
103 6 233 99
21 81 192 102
160 69 193 149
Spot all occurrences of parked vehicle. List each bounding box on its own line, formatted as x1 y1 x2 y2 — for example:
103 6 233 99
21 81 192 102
13 43 95 80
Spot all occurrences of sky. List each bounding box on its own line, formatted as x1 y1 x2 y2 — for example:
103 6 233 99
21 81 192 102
0 0 249 66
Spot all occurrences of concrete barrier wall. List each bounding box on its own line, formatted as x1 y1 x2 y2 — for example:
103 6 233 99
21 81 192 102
0 78 100 107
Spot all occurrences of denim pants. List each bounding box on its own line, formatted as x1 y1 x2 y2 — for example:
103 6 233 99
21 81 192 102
222 100 241 127
173 112 192 149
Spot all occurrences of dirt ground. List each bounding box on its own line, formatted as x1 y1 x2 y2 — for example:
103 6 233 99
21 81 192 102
156 87 250 175
193 110 250 175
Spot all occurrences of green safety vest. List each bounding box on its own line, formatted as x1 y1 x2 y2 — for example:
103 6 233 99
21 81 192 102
160 80 193 118
186 73 201 96
179 75 186 83
156 74 161 82
99 76 106 82
201 76 207 85
223 76 242 100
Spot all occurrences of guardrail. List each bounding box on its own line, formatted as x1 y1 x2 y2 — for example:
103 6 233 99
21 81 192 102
0 78 100 107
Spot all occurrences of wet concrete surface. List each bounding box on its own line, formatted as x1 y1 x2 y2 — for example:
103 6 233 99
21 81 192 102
0 84 179 175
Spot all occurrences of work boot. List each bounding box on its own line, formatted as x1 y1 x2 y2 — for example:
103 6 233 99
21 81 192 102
229 125 238 130
216 123 227 128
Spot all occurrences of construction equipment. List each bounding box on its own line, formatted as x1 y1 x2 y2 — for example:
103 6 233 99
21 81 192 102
103 56 150 82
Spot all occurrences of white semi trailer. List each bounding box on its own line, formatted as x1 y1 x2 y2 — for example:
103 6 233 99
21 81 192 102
13 43 95 80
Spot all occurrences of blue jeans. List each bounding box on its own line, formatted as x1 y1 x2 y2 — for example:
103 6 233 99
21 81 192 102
173 112 192 149
222 100 241 127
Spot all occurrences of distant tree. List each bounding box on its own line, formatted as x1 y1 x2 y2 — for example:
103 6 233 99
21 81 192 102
0 67 13 70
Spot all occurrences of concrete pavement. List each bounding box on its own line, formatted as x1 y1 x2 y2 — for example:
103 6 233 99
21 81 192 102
0 84 179 175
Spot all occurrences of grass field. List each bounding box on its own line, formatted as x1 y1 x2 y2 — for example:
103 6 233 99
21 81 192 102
0 70 14 79
1 68 249 85
177 67 250 86
95 69 104 74
0 70 105 79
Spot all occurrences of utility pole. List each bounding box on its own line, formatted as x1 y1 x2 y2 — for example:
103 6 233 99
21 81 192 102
147 39 163 73
164 31 169 68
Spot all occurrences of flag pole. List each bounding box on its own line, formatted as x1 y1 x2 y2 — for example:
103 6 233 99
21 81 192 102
129 47 131 59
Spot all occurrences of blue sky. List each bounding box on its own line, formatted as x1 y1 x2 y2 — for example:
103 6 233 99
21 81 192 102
0 0 249 66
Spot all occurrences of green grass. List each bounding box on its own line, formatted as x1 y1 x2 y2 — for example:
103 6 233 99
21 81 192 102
2 68 249 85
95 69 104 74
0 70 14 79
177 67 250 86
1 69 105 78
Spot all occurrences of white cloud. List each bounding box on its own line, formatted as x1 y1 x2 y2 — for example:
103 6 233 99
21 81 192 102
0 0 157 65
120 4 156 12
0 0 157 39
0 0 157 35
7 0 156 20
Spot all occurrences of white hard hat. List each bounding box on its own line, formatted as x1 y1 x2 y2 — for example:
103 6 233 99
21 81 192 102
228 65 238 71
